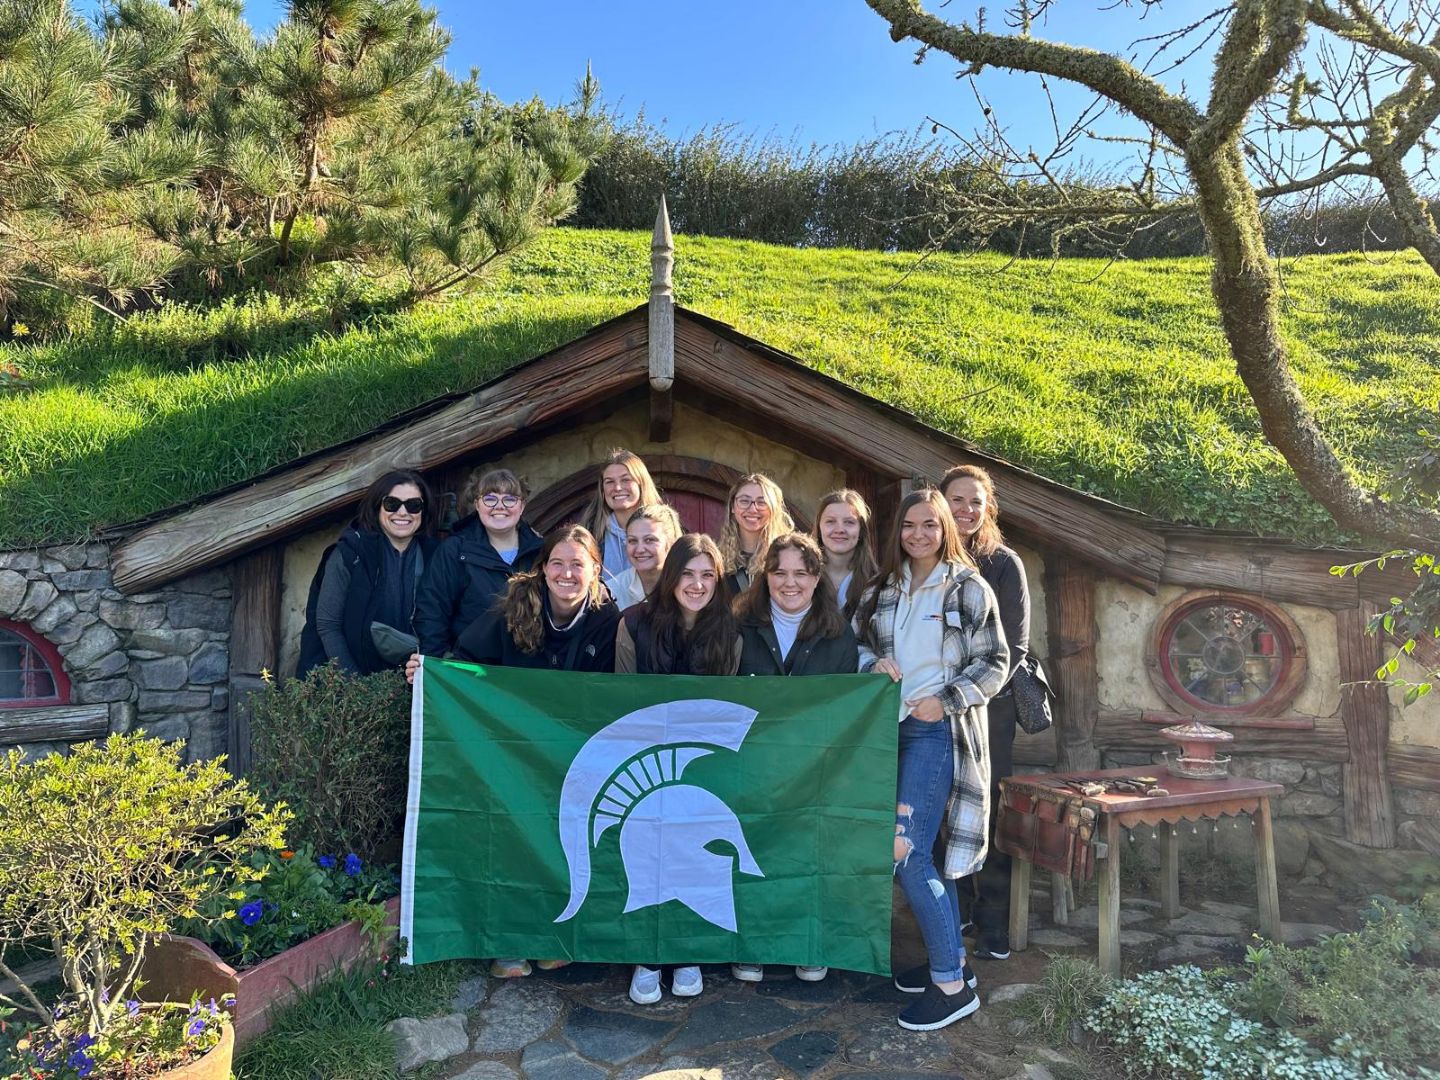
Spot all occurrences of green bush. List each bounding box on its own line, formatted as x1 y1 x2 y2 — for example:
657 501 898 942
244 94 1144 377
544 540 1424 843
1234 893 1440 1076
248 666 411 864
1087 891 1440 1078
177 846 396 968
0 734 287 1037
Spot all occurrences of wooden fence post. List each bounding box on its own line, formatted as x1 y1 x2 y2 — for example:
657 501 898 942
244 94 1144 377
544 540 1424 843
1045 561 1101 771
1337 605 1396 848
227 546 283 776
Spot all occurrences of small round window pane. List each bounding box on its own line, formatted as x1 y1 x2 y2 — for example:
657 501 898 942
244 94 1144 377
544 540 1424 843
0 625 63 705
1156 595 1301 714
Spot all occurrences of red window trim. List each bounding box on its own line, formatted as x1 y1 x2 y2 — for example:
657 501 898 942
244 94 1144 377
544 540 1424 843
0 618 71 709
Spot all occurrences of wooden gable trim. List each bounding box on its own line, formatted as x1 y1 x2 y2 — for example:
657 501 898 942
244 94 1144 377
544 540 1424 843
671 314 1168 590
111 318 649 593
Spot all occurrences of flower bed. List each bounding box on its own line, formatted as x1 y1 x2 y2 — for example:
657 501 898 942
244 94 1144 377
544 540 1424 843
139 896 400 1047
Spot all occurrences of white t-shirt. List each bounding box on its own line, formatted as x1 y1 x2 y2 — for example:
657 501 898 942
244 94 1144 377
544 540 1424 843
893 561 948 722
609 567 647 610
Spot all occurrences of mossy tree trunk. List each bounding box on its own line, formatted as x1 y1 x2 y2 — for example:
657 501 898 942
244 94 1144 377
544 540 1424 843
864 0 1440 548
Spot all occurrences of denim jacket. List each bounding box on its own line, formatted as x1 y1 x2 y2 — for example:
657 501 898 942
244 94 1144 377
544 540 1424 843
855 560 1009 877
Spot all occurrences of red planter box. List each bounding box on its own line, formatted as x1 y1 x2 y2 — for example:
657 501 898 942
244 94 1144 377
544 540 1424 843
139 896 399 1048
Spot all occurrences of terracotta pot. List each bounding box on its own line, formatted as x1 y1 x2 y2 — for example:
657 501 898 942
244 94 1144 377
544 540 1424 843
139 896 399 1048
157 1019 233 1080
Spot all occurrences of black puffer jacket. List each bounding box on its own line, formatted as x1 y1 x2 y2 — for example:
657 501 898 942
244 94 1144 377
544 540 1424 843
296 529 438 678
737 618 860 676
454 594 621 672
413 514 543 656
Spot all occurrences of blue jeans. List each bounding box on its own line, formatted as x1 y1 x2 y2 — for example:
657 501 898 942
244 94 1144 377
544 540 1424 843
895 716 966 984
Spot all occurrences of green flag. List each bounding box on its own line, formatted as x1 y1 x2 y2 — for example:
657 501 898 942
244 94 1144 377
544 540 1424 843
400 660 899 974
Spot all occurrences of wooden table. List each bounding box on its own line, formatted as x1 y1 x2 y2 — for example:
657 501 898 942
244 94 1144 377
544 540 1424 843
1003 766 1284 975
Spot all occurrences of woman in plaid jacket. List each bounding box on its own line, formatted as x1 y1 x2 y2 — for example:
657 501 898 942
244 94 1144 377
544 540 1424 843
854 487 1009 1032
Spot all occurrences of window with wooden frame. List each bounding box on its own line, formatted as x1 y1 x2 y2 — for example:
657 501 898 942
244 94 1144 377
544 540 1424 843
1145 590 1306 718
0 619 71 709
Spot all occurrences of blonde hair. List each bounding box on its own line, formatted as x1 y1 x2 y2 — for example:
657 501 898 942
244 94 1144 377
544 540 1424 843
501 526 607 654
584 449 662 540
462 467 528 510
718 473 794 581
626 502 682 543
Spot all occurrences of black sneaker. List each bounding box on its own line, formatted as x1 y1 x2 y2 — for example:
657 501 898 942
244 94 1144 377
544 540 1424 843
897 981 980 1031
894 961 977 994
973 932 1011 961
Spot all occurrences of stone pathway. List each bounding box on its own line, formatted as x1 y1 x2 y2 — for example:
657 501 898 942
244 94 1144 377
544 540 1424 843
392 885 1342 1080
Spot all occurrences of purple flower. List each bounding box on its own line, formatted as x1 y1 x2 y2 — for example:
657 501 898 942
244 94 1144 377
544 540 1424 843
73 1034 97 1050
343 853 362 877
239 900 264 926
207 997 219 1016
318 854 336 869
126 999 141 1018
67 1049 95 1078
187 1017 207 1037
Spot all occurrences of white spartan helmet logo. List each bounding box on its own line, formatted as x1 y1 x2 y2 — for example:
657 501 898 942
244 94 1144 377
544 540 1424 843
553 699 764 932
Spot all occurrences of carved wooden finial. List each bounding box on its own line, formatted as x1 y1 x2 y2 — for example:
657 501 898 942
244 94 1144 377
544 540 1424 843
649 195 674 392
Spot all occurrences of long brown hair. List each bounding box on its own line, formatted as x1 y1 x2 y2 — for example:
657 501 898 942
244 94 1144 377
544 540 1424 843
855 488 971 641
813 488 877 615
640 533 737 675
717 473 794 580
735 533 847 641
501 525 607 654
583 449 662 540
940 464 1005 559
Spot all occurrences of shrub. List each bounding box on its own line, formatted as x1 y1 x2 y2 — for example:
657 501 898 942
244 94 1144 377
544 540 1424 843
1233 893 1440 1076
0 734 287 1039
178 846 397 968
1087 965 1394 1079
248 666 411 864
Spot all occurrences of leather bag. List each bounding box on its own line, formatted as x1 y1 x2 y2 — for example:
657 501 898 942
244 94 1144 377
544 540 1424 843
1011 653 1055 735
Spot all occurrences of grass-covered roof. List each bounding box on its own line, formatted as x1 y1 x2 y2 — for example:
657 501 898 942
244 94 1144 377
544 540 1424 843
2 228 1434 550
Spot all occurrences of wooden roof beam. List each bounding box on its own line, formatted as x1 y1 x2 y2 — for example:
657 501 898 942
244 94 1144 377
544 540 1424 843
673 317 1167 590
112 319 649 593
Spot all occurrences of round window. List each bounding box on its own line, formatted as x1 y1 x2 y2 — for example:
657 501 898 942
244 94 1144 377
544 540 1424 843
0 619 70 708
1146 592 1306 716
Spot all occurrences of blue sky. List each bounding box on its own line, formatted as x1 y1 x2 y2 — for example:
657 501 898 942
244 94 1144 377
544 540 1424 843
179 0 1220 169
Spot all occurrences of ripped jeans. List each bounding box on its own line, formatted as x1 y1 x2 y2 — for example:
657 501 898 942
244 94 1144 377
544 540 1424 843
895 715 966 985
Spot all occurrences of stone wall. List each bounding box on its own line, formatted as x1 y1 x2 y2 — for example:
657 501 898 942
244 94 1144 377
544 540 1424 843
0 542 231 762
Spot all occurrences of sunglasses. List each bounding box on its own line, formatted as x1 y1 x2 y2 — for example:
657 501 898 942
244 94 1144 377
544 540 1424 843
481 493 521 510
381 496 425 514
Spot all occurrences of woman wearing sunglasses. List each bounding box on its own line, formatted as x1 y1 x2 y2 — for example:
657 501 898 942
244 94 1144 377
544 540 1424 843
297 469 439 678
414 467 544 658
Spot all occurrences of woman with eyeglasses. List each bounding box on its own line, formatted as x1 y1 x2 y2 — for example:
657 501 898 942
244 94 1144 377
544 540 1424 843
717 473 794 596
297 469 439 678
414 468 543 658
583 449 663 591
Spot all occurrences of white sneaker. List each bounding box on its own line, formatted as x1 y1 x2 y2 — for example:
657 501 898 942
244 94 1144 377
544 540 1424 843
671 965 704 997
795 966 829 982
629 965 661 1005
731 963 764 982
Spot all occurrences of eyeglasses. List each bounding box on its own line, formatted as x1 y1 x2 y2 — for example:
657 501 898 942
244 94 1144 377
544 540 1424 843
381 496 425 514
734 497 770 511
480 494 521 510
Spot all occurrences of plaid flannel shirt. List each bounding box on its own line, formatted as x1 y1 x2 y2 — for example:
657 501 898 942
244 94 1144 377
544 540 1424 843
855 560 1010 878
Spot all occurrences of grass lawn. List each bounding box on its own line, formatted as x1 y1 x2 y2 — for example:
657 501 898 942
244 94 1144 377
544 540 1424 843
1 228 1434 549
